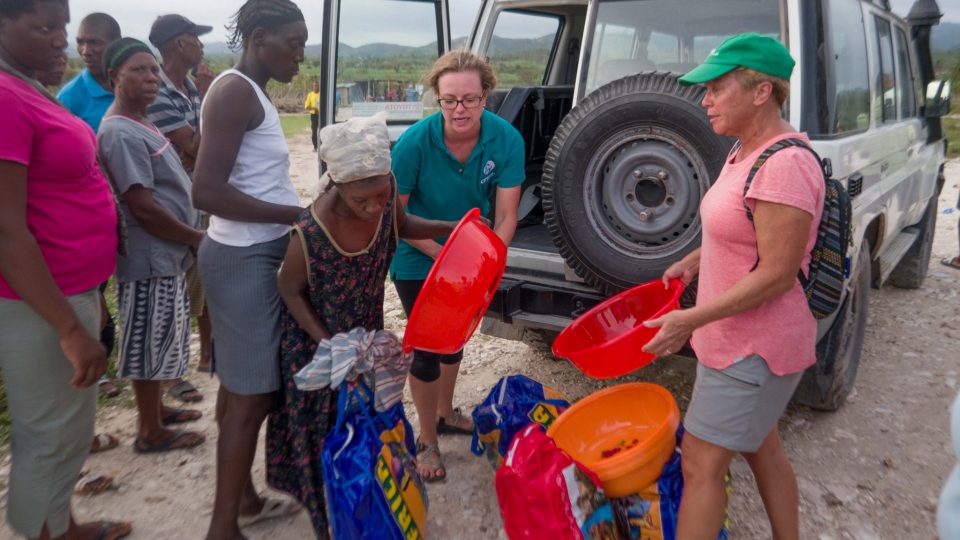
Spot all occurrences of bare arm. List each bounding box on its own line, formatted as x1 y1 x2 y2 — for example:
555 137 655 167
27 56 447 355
192 75 302 225
396 207 457 241
643 200 813 356
493 185 521 246
166 125 200 160
0 161 106 387
194 64 215 101
277 232 331 344
396 193 444 259
123 185 204 250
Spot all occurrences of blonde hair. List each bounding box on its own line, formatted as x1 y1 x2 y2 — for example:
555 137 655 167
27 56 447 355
423 49 497 96
734 67 790 107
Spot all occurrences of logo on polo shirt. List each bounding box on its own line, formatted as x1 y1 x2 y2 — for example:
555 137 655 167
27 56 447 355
481 160 496 185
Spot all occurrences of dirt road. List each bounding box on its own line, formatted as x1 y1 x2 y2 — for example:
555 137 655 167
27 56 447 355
1 135 957 539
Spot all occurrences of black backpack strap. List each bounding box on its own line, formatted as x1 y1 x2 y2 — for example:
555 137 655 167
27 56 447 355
741 138 826 274
742 138 823 222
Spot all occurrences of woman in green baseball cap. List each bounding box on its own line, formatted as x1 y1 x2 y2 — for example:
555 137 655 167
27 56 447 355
643 33 822 539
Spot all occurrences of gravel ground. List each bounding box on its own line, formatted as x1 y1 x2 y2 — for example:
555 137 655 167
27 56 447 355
1 137 957 540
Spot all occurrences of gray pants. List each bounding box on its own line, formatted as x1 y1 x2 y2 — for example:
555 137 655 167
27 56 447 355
0 289 99 537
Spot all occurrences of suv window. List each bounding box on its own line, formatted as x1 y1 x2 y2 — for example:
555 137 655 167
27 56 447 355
821 0 871 135
333 0 442 123
487 10 561 87
873 16 897 124
584 0 782 94
895 27 917 118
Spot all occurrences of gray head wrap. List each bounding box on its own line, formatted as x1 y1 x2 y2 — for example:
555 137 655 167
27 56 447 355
318 112 391 188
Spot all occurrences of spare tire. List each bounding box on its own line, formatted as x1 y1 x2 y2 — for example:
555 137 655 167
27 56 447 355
541 72 731 294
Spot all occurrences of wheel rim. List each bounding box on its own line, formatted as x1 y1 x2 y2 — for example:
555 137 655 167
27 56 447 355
583 127 711 260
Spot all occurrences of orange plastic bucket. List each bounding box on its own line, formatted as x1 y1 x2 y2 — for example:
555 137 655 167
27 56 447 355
546 383 679 497
552 279 684 378
402 208 506 354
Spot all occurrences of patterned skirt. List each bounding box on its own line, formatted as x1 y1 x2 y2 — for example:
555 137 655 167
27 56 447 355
117 274 191 381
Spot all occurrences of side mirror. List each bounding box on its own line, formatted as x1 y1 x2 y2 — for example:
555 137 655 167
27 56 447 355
924 79 952 117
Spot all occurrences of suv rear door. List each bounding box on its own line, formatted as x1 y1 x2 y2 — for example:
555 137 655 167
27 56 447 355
864 6 926 248
318 0 451 140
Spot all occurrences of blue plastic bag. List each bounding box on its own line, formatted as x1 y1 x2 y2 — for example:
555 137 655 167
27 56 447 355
611 425 730 540
321 379 428 539
471 375 570 469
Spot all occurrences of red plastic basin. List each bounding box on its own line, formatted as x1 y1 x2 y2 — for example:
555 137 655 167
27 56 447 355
552 279 685 378
402 208 506 354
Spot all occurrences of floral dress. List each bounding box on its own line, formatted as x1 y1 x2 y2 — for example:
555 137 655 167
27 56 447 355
266 185 398 537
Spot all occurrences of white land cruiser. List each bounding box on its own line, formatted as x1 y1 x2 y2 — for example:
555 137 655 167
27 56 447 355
317 0 951 410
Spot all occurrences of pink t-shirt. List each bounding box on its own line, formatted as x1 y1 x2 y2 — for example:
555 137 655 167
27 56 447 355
0 72 117 300
690 133 824 376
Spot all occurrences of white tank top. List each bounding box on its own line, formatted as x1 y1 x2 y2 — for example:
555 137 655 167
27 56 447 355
201 69 299 247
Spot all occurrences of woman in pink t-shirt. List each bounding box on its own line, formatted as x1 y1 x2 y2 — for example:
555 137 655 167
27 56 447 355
643 34 823 539
0 1 129 538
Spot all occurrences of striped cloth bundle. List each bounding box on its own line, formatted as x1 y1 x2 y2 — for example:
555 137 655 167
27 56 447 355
293 327 412 412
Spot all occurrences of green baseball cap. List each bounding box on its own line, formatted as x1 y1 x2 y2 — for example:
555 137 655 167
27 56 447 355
678 33 795 86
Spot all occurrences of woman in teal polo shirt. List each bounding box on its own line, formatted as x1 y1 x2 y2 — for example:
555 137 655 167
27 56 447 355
391 50 523 481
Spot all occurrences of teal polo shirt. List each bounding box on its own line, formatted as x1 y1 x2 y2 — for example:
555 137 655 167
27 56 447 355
390 110 525 280
57 69 114 133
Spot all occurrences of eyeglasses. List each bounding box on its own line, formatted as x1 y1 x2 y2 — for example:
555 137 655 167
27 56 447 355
437 95 484 110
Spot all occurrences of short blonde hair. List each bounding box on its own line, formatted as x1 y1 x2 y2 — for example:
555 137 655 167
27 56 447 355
424 49 498 96
734 67 790 107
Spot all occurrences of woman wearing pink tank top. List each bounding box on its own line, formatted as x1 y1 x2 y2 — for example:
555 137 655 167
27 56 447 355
643 34 824 539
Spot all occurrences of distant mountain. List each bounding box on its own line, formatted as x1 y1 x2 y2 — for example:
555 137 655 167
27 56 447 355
933 22 960 52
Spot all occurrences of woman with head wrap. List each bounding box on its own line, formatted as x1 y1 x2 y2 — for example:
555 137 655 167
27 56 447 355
266 114 458 537
97 38 205 454
0 0 130 538
190 1 314 537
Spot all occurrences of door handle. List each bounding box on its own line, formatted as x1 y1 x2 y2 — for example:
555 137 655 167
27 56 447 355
880 162 889 174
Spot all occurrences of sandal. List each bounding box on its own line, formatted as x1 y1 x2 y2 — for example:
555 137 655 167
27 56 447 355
90 520 132 540
75 473 113 496
161 407 202 425
166 380 202 403
415 440 446 482
133 430 205 454
436 407 474 436
941 257 960 270
238 496 302 528
98 378 121 398
90 433 119 454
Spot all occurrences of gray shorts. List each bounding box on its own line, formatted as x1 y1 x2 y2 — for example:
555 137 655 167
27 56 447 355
198 234 289 395
684 355 803 452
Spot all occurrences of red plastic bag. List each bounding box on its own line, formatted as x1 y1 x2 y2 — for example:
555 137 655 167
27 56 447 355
495 424 618 539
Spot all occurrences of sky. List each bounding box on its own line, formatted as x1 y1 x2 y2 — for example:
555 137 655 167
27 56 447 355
64 0 959 51
65 0 484 48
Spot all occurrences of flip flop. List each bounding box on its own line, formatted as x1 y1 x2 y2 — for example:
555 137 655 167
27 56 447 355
98 379 121 398
90 433 119 454
238 496 302 528
92 520 132 540
161 407 202 425
75 473 113 496
166 380 202 403
436 407 474 436
941 257 960 270
133 430 205 454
